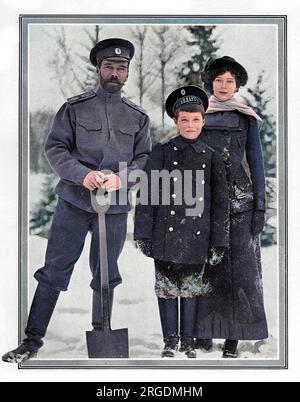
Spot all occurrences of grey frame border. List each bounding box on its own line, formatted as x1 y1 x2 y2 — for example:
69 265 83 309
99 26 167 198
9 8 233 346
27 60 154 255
19 14 287 369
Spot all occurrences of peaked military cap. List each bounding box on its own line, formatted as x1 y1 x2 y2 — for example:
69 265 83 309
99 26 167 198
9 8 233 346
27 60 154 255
90 38 135 66
201 56 248 90
165 85 209 118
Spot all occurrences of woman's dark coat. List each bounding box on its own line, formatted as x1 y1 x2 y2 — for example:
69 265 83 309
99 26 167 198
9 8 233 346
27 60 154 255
194 111 269 340
134 135 229 265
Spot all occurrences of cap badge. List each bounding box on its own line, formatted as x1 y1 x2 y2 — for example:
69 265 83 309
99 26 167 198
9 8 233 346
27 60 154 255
181 89 186 95
115 47 122 55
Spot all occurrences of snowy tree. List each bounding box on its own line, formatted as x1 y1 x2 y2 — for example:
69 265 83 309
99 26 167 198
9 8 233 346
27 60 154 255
30 173 58 238
151 25 219 145
48 25 103 97
130 26 157 108
246 70 277 246
30 110 58 237
247 71 276 178
30 110 55 174
178 26 219 87
150 26 185 128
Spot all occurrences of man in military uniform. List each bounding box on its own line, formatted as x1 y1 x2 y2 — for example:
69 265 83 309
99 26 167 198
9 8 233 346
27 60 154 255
3 38 151 363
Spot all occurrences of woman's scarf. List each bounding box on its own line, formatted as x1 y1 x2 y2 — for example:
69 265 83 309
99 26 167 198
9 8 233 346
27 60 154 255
206 95 263 127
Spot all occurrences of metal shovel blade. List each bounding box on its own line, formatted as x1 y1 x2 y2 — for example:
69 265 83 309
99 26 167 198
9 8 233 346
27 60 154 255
86 328 129 358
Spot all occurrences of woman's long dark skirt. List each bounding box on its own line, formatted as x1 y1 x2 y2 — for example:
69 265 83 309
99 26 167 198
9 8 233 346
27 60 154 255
194 210 268 340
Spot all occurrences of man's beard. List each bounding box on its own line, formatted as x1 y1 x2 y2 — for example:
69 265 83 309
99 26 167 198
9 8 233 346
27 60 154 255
99 75 125 93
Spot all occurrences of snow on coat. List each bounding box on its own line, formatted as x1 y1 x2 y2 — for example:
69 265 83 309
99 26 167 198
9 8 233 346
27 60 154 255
194 110 268 340
134 135 229 265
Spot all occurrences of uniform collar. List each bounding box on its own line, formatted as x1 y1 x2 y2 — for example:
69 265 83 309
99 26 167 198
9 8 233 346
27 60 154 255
95 85 122 101
170 135 207 153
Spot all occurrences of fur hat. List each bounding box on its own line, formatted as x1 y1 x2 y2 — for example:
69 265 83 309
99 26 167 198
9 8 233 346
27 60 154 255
201 56 248 92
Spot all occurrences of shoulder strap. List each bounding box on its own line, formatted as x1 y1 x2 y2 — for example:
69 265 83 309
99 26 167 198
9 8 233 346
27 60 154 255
122 97 147 114
67 90 96 105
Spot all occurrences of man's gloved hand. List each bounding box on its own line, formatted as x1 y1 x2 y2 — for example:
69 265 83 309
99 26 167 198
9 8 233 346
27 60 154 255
251 210 265 236
136 239 152 257
208 246 226 266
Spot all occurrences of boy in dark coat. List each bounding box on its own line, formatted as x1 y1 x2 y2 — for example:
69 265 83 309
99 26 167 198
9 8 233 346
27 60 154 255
134 86 229 358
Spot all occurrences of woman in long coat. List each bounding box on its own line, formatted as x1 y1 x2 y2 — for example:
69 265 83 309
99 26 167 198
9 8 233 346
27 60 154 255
193 56 268 358
134 86 229 358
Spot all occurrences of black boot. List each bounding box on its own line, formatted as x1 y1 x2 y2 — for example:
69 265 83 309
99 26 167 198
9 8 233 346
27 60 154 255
92 289 114 330
179 297 197 358
222 339 238 358
179 336 196 358
194 338 213 351
161 335 179 358
157 297 179 358
2 282 60 363
2 341 39 363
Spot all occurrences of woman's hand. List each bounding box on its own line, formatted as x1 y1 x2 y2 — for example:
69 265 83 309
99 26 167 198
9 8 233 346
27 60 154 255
251 210 265 235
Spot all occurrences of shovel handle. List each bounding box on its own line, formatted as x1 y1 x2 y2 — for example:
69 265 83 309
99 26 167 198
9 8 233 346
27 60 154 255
98 210 111 331
90 188 112 330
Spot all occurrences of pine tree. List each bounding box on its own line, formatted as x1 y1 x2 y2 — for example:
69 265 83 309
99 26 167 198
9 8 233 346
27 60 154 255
30 174 57 238
30 110 55 174
247 71 276 177
179 26 219 87
246 71 277 246
154 26 219 145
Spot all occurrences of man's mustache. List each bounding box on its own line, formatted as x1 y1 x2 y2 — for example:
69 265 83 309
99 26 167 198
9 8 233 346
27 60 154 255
109 78 121 83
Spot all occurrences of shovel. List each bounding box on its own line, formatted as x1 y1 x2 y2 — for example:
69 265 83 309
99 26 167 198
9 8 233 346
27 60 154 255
86 188 129 358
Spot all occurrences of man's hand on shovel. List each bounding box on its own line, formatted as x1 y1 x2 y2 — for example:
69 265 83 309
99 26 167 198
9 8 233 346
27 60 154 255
100 173 123 193
83 171 122 193
83 171 106 191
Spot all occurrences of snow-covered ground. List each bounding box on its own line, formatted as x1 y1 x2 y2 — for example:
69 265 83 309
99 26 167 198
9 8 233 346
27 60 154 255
25 173 279 363
27 214 278 362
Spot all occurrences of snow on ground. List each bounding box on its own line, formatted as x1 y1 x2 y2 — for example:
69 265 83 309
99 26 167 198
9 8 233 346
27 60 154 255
28 211 278 361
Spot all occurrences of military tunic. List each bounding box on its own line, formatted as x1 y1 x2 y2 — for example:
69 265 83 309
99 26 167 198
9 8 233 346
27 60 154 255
35 86 151 291
194 111 269 340
45 86 151 213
